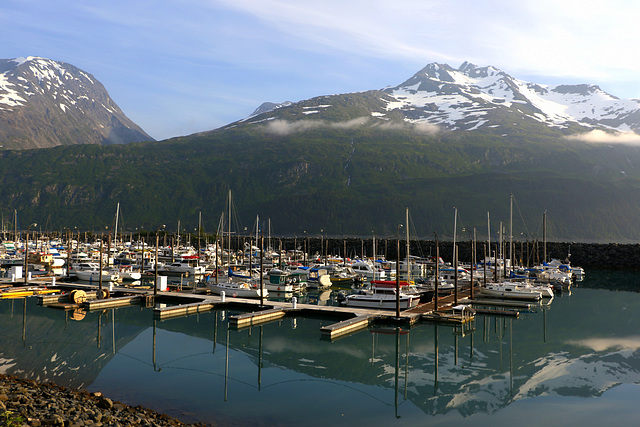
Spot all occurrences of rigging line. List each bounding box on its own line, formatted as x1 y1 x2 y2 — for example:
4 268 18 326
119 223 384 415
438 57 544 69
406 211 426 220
228 191 246 240
157 365 258 389
153 350 216 367
406 209 429 259
512 195 532 238
259 377 395 407
115 351 154 368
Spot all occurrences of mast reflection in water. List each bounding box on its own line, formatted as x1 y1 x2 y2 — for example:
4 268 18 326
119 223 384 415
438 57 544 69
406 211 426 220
2 270 640 426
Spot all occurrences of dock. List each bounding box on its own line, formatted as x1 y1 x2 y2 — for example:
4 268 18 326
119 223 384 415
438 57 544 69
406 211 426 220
4 276 537 339
230 307 300 329
154 300 222 320
319 314 379 339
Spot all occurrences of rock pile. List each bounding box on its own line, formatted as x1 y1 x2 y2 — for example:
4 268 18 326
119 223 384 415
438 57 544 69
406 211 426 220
0 374 208 426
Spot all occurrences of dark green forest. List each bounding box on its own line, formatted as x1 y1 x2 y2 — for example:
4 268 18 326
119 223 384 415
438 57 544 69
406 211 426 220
2 122 640 242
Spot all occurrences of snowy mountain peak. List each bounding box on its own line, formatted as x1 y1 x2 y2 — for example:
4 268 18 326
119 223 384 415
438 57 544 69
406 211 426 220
383 61 640 133
0 56 153 149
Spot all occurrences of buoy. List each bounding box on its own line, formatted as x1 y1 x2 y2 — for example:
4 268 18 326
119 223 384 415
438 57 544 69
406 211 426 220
232 292 238 297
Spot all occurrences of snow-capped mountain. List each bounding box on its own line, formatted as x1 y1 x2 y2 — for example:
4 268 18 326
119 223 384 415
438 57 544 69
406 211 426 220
244 61 640 135
0 56 153 150
384 61 640 133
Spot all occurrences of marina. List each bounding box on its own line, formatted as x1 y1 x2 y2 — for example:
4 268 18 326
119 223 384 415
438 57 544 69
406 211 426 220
0 269 638 426
0 222 595 426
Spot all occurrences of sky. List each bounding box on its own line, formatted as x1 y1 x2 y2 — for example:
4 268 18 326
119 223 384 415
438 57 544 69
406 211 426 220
2 0 640 141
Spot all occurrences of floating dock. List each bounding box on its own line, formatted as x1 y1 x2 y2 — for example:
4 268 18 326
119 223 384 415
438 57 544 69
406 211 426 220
320 314 379 339
230 307 300 329
5 276 542 339
154 300 222 320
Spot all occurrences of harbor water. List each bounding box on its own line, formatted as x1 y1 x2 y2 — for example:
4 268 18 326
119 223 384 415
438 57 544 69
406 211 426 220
2 269 640 426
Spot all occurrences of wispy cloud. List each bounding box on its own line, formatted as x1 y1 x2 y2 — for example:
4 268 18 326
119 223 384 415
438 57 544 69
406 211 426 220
209 0 640 85
262 117 440 136
565 129 640 145
567 336 640 352
5 0 640 139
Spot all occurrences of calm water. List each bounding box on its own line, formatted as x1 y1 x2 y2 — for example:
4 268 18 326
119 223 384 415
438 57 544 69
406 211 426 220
2 270 640 426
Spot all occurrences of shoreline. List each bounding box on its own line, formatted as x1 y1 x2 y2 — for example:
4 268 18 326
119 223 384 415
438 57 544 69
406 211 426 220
0 374 210 426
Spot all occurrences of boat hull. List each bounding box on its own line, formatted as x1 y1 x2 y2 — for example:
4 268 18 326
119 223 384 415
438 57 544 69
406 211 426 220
207 282 268 298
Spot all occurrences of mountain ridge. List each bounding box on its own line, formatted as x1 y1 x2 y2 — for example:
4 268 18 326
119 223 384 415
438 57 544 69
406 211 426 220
2 60 640 241
0 56 153 150
238 61 640 138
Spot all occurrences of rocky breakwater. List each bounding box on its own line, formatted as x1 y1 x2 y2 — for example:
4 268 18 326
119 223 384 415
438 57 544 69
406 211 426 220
0 374 207 427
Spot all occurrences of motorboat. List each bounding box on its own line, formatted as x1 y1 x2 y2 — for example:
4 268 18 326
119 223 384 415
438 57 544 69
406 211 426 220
205 280 268 298
477 281 542 301
69 262 119 282
264 268 295 292
163 256 206 276
350 261 387 281
111 264 142 281
339 280 420 310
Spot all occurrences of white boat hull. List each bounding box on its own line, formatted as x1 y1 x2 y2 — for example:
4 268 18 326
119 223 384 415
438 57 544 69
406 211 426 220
207 282 268 298
72 270 119 282
478 284 542 301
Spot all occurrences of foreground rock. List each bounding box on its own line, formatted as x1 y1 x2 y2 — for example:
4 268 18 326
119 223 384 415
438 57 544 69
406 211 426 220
0 374 209 426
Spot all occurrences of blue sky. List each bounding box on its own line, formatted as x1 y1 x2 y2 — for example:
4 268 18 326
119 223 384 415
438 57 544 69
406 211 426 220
3 0 640 140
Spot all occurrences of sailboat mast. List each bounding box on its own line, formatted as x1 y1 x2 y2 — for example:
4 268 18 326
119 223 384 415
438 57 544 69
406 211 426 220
509 193 513 274
543 211 547 263
114 202 120 248
198 211 202 267
453 207 457 265
487 211 491 263
228 189 232 267
499 221 503 279
405 207 410 281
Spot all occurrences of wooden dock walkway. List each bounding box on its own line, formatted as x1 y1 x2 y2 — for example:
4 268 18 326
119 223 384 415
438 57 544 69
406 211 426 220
5 277 534 339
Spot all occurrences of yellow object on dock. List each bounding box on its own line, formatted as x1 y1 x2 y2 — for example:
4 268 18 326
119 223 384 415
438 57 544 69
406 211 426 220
0 287 58 299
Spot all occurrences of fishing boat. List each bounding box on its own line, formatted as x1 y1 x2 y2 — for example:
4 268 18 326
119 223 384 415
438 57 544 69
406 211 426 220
339 280 420 310
477 281 542 301
264 268 295 292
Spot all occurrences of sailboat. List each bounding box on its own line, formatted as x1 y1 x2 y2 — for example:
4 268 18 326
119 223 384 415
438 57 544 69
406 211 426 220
204 190 268 298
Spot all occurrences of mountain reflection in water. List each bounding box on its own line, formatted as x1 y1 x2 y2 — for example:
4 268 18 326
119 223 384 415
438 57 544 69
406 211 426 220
2 270 640 426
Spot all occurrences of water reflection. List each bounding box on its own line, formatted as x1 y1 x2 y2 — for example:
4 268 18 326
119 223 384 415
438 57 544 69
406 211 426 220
2 271 640 425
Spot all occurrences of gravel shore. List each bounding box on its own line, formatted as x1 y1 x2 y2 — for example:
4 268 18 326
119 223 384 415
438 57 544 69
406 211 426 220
0 374 209 426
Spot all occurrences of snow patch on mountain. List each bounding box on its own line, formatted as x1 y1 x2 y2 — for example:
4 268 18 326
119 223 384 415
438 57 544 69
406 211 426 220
383 62 640 133
0 56 154 149
0 72 26 110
